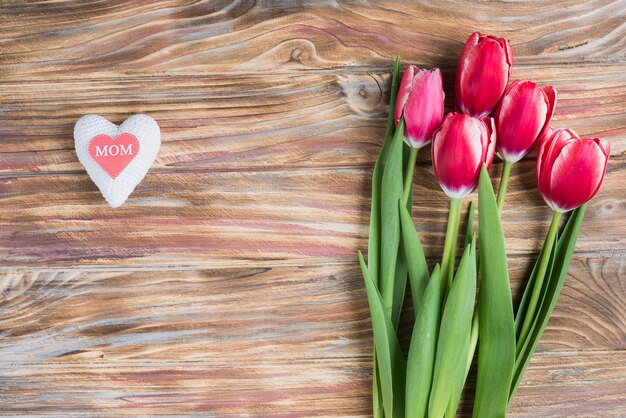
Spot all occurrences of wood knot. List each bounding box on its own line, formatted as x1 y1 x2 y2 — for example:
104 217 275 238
337 74 386 116
290 47 304 62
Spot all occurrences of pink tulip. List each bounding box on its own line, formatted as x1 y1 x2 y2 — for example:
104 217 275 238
456 32 513 118
495 81 556 163
537 129 610 212
432 113 496 199
395 66 445 148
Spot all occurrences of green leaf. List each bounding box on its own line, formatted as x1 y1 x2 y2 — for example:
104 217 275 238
392 236 409 329
385 56 402 140
446 327 471 417
464 201 475 248
367 145 386 289
509 233 557 403
514 212 560 341
514 238 551 338
373 356 384 418
405 264 441 418
380 120 405 313
429 238 476 418
473 165 515 418
359 251 406 418
368 57 401 288
391 143 416 329
514 234 557 347
399 200 429 313
509 206 586 405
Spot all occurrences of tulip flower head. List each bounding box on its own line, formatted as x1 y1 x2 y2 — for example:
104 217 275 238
537 129 610 213
456 32 513 118
495 80 556 163
432 113 496 199
395 66 445 148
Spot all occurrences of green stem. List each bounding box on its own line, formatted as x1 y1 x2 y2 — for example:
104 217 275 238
496 161 513 215
402 147 418 204
516 211 562 353
440 198 462 295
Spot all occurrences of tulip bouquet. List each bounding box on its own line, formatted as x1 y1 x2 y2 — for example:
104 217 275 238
359 32 610 418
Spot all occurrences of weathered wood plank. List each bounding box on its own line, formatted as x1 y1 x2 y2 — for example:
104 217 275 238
1 0 624 79
0 359 372 416
0 257 622 365
1 161 623 266
0 351 624 416
509 351 626 417
0 264 371 363
0 67 624 175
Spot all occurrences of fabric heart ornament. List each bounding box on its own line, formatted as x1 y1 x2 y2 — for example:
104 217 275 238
74 114 160 208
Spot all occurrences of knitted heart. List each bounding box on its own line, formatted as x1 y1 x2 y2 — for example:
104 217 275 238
74 114 160 208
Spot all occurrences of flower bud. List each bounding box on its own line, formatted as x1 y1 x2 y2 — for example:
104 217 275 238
395 66 445 148
432 113 496 199
495 80 556 163
537 129 610 212
456 32 513 117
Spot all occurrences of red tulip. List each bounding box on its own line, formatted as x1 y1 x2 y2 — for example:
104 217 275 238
456 32 513 118
495 80 556 163
537 129 610 212
395 66 445 148
432 113 496 199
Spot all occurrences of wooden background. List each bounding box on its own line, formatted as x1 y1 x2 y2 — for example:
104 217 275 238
0 1 624 416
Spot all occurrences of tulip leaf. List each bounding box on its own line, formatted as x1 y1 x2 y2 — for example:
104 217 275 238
473 165 515 418
509 206 586 405
364 56 402 418
391 145 415 328
359 251 406 418
392 236 409 329
446 327 471 417
405 264 441 418
464 201 475 248
380 119 405 313
373 358 384 418
385 56 402 141
368 56 401 288
429 238 476 418
514 233 558 347
514 237 552 338
399 199 430 312
447 227 475 418
510 233 556 399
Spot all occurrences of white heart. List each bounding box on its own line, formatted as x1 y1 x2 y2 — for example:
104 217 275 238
74 114 161 208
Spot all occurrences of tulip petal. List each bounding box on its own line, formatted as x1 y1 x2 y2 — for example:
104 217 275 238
404 69 445 147
395 65 416 126
482 116 497 170
539 86 557 139
588 138 611 199
496 81 549 163
456 35 511 117
433 114 484 198
537 129 572 205
547 139 608 212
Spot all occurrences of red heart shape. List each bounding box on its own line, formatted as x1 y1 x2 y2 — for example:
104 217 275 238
89 133 140 179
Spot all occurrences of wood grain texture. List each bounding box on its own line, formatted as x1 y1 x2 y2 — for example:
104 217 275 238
1 160 623 266
1 1 625 416
0 258 623 366
1 0 624 78
0 65 624 175
0 352 624 416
